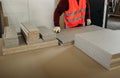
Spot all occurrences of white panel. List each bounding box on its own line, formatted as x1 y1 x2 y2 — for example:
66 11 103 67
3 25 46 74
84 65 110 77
76 30 120 54
57 25 103 44
74 29 120 69
75 35 111 69
2 0 28 14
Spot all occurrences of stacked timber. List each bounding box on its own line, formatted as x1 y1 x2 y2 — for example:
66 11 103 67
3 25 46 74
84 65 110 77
3 26 19 48
38 26 56 41
21 23 42 44
57 25 103 45
74 29 120 70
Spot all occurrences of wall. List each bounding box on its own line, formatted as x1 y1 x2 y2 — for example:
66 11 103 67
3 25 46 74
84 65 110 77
1 0 56 32
1 0 28 32
29 0 55 29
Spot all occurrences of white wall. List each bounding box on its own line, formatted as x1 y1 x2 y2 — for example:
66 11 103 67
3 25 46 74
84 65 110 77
1 0 56 32
29 0 55 28
1 0 28 32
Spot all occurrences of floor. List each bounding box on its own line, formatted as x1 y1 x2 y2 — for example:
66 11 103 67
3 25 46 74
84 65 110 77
0 38 120 78
107 16 120 30
107 1 120 30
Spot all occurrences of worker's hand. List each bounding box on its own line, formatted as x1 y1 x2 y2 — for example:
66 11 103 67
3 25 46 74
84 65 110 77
87 19 91 26
53 27 61 33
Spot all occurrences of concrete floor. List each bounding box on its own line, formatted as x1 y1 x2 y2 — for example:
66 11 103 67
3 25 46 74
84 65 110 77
107 16 120 30
0 38 120 78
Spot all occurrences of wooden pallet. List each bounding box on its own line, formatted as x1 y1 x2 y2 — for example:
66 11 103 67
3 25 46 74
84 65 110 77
2 39 58 55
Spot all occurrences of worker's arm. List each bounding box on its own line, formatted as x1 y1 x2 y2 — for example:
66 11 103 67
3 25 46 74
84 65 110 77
53 0 68 33
86 0 91 25
54 0 68 27
85 0 91 19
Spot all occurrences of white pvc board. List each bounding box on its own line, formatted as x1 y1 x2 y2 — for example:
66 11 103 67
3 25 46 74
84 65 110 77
57 25 104 44
76 29 120 55
74 29 120 69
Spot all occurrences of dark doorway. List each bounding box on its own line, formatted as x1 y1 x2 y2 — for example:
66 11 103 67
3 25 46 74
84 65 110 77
89 0 105 27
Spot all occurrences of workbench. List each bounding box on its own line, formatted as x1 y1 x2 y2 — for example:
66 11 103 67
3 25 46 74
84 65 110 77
1 25 120 71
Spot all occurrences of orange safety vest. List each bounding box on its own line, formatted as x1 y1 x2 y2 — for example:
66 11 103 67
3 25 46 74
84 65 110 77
64 0 86 27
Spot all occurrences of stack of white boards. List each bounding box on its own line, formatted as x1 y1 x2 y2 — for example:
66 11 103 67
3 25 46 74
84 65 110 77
3 26 19 48
57 25 103 44
38 27 56 41
21 23 42 44
74 29 120 70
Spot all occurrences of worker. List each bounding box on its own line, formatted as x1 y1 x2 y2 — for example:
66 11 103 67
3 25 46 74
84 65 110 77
53 0 91 33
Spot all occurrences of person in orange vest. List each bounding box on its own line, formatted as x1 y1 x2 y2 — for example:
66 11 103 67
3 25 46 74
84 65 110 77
53 0 91 33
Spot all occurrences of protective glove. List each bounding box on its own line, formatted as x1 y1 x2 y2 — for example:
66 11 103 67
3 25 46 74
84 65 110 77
87 19 91 26
53 27 61 33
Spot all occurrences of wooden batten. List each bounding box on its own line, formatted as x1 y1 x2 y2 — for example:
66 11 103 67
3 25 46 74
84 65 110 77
20 23 40 44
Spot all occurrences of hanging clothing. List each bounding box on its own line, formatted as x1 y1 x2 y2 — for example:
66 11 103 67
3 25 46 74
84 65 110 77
54 0 90 27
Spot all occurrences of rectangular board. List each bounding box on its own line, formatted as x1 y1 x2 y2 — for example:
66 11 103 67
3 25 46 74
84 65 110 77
74 29 120 70
57 25 104 44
